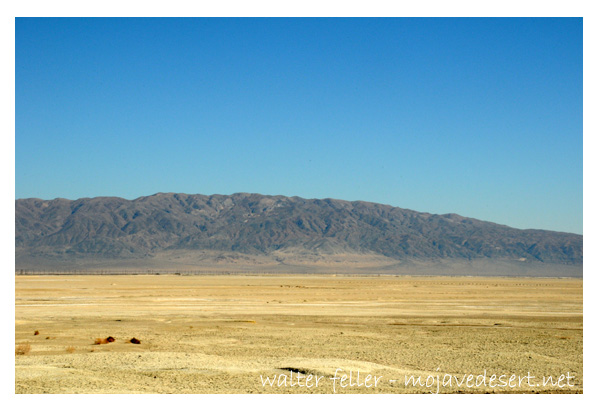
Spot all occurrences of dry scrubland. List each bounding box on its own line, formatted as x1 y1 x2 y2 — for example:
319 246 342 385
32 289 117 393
15 274 582 393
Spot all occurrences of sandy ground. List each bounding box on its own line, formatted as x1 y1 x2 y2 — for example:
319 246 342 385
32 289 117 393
15 274 582 394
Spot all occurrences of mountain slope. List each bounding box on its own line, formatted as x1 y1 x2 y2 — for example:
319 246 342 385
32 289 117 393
15 193 583 275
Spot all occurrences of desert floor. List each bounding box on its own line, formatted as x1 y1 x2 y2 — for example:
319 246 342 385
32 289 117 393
15 274 582 394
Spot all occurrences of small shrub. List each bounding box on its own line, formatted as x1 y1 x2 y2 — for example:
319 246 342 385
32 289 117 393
65 346 76 353
94 336 116 345
34 330 39 336
16 344 31 355
130 338 141 344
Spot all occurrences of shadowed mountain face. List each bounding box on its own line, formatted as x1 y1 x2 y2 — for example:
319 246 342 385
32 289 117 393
15 193 582 274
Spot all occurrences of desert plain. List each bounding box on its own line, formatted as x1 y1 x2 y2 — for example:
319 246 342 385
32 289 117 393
15 274 582 393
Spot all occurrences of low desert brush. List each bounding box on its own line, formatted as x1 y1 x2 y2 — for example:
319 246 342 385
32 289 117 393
94 336 116 345
15 343 31 355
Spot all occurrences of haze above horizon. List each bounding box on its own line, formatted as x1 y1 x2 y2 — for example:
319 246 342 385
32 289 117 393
15 18 582 234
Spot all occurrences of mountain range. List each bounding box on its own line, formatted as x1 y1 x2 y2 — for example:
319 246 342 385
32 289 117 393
15 193 583 276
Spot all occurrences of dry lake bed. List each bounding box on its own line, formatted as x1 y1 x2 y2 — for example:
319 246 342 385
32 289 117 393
15 274 582 393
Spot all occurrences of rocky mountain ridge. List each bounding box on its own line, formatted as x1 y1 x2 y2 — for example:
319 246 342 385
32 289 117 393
15 193 582 275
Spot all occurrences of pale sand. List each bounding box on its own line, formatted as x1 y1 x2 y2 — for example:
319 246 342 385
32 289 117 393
15 274 582 393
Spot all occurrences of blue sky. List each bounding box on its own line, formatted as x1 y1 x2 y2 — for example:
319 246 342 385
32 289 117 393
15 18 582 234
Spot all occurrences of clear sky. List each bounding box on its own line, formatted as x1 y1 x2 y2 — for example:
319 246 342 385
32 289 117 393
15 18 582 234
